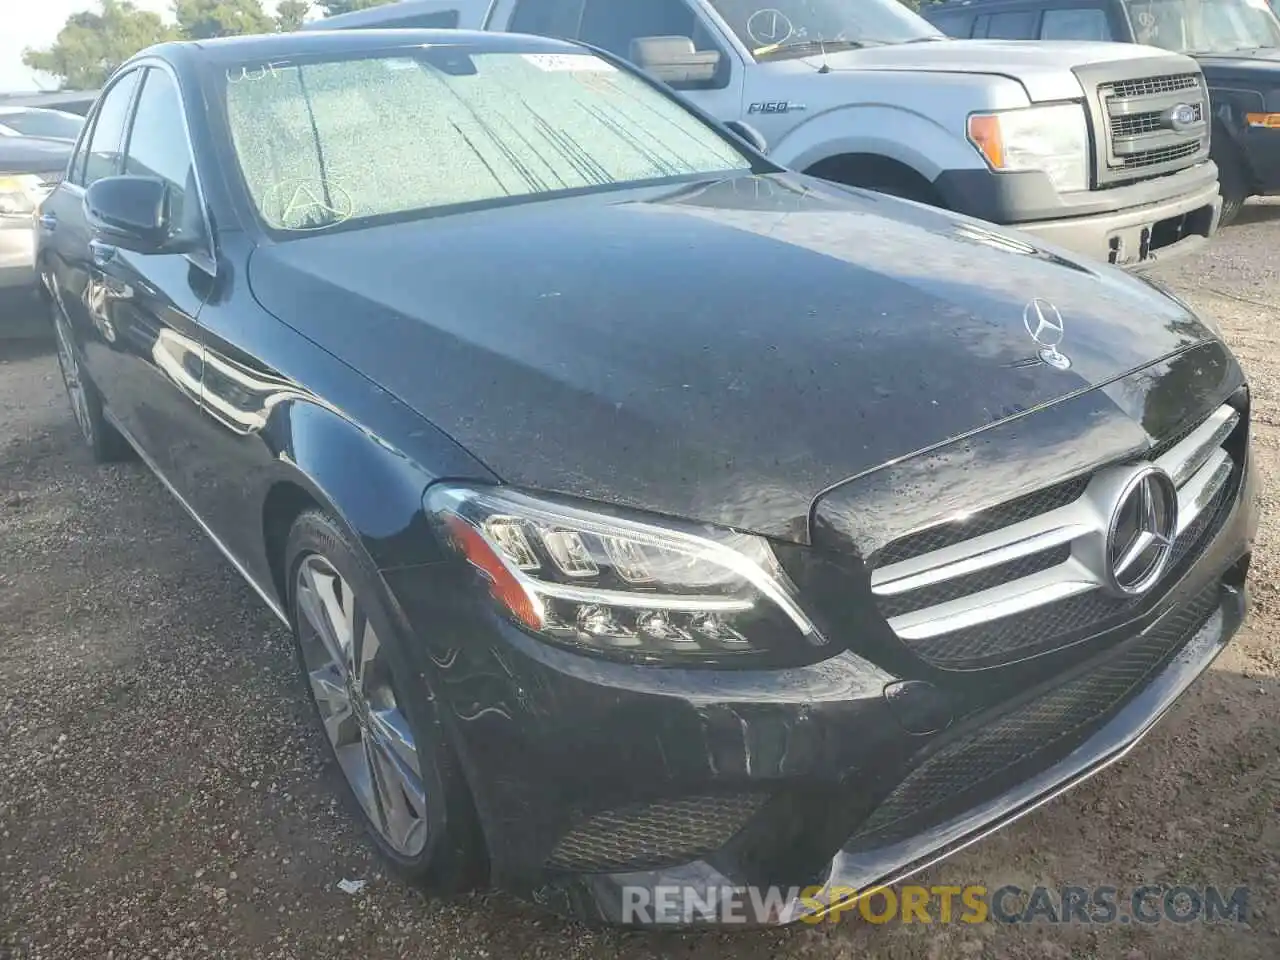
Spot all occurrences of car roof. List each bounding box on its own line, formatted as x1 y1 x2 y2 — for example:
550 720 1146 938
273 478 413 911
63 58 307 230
0 105 79 117
929 0 1100 6
140 27 588 68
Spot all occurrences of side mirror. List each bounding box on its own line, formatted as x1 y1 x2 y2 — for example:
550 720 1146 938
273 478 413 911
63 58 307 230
84 175 180 254
723 120 768 154
629 36 721 87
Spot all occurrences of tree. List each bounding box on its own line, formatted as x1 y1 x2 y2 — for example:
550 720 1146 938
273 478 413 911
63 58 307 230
174 0 275 39
22 0 177 90
276 0 312 31
318 0 398 16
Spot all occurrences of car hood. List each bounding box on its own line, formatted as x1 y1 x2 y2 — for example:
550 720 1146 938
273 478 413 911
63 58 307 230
801 40 1192 102
1196 45 1280 77
0 135 72 174
247 173 1212 543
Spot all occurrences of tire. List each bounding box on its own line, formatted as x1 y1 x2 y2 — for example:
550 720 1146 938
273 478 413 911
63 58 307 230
284 509 484 891
1214 133 1250 228
51 303 134 463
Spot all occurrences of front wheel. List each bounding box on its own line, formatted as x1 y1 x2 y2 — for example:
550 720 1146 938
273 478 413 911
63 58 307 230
51 304 133 463
284 510 484 889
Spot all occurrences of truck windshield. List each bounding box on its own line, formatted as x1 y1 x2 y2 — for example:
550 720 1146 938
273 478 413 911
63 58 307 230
1123 0 1280 52
708 0 943 58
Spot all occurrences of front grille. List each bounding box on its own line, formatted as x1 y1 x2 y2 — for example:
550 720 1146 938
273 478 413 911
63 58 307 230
1096 71 1208 186
874 475 1091 568
852 584 1221 847
1110 74 1199 99
1120 140 1203 170
871 404 1242 669
875 545 1071 621
546 793 766 872
1111 103 1202 138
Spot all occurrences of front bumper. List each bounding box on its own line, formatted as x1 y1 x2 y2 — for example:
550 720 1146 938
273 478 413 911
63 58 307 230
386 442 1258 929
934 162 1221 271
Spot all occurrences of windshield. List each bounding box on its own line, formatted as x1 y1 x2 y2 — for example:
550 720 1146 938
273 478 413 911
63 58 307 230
221 47 753 235
1123 0 1280 52
708 0 942 57
0 109 84 140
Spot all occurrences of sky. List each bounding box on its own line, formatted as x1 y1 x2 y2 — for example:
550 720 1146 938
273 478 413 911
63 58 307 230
0 0 287 91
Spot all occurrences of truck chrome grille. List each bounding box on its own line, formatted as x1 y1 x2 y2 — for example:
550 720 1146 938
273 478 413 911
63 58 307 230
1120 140 1203 170
870 405 1241 669
1109 74 1199 99
1095 71 1209 186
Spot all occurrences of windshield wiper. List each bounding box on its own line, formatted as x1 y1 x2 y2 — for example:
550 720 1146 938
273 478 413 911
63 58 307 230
752 38 885 58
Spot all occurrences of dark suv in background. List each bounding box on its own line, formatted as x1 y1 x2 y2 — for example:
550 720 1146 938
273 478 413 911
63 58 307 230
924 0 1280 225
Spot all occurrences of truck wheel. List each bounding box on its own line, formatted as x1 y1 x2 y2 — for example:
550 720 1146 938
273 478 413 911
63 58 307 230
1213 134 1250 228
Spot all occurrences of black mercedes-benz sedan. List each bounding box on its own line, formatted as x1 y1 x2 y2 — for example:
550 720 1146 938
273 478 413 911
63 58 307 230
37 28 1258 927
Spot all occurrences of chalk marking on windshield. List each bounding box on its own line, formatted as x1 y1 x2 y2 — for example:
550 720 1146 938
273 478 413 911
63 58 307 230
261 179 355 231
227 62 292 83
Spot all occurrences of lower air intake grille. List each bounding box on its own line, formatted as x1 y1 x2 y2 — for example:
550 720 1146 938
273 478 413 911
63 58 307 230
547 793 766 872
851 585 1220 847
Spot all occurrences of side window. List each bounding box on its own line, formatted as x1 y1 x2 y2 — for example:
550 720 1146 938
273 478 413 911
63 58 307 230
509 0 584 38
578 0 727 89
123 68 204 247
80 70 142 188
927 10 976 36
979 10 1041 38
577 0 698 55
390 11 461 28
1040 8 1113 39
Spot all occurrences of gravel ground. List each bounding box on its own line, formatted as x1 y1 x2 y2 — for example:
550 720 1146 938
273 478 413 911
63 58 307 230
2 206 1280 960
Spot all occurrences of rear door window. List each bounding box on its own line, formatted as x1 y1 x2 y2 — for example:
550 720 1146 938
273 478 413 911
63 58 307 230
1040 7 1114 39
976 9 1042 37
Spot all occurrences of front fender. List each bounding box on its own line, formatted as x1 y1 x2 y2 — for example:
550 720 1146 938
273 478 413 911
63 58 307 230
1209 85 1267 180
769 105 983 180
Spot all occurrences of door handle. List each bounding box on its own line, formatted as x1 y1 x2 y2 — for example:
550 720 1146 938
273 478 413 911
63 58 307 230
88 239 117 267
38 212 57 232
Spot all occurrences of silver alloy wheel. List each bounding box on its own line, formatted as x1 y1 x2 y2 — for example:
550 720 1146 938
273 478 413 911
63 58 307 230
53 311 93 442
295 554 429 857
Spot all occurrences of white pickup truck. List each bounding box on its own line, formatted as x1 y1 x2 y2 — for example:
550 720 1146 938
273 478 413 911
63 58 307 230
309 0 1223 270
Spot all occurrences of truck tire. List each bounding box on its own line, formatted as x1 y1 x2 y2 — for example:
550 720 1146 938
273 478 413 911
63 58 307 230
1213 132 1250 228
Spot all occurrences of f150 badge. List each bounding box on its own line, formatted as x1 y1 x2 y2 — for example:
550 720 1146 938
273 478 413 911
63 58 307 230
748 101 806 114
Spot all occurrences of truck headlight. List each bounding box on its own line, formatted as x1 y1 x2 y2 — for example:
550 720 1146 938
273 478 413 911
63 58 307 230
967 104 1089 194
0 174 42 219
426 484 826 666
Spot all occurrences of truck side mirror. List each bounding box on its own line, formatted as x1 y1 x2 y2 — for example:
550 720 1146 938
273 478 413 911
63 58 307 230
629 36 721 87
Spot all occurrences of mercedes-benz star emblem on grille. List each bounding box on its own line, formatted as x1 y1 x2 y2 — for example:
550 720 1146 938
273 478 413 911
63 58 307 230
1022 298 1071 370
1167 102 1199 132
1104 466 1178 597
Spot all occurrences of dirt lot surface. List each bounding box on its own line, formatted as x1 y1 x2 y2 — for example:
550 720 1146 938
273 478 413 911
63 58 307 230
3 205 1280 960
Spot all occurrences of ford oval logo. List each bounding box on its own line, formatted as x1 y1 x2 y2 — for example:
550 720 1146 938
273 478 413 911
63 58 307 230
1168 103 1198 132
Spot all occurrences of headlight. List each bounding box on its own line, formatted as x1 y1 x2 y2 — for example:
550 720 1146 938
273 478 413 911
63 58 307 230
967 103 1089 194
0 174 42 218
426 485 826 665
